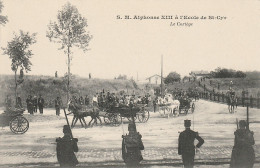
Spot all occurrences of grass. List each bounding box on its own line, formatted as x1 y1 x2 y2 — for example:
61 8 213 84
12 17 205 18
0 75 139 107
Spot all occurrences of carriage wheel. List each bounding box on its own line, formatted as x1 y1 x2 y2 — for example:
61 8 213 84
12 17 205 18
10 116 29 134
112 113 122 126
191 103 195 113
137 110 150 123
103 113 111 124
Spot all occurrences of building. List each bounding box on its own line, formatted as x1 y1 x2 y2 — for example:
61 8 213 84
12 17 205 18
189 71 210 78
146 74 164 85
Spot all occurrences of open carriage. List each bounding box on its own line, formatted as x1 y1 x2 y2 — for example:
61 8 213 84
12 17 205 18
103 104 150 126
178 98 195 115
0 107 29 134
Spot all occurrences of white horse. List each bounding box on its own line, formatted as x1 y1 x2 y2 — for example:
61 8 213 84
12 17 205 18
157 94 180 118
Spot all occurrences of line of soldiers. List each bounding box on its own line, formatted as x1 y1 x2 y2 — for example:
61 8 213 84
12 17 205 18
56 118 255 168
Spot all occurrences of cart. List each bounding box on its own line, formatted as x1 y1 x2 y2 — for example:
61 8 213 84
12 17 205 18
103 104 150 126
178 98 195 115
0 107 29 134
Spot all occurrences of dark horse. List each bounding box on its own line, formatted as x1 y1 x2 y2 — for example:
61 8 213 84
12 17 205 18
68 102 102 128
228 95 236 113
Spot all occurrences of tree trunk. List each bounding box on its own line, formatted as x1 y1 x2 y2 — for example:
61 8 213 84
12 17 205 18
15 70 17 106
67 46 70 104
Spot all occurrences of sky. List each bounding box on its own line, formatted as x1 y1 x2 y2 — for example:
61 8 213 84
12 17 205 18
0 0 260 80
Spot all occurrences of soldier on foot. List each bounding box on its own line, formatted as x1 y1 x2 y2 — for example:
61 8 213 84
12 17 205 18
56 125 79 167
230 120 255 168
178 120 204 168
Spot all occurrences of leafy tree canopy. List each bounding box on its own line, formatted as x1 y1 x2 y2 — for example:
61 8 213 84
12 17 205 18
2 30 37 72
0 1 8 25
164 72 181 84
46 2 92 52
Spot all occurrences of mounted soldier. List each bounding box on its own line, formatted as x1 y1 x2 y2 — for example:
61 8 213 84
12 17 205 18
230 120 255 168
122 122 144 166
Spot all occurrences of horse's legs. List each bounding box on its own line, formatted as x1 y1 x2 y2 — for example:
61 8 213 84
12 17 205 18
79 118 84 127
81 117 87 128
97 116 102 125
94 118 98 125
88 117 94 126
71 116 77 128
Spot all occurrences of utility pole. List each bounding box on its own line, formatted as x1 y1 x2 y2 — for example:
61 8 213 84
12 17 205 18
161 55 163 96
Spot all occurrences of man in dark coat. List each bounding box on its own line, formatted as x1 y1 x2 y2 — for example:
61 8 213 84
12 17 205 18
16 95 22 108
178 120 204 168
122 122 144 166
55 97 62 116
33 96 38 113
26 95 33 114
38 94 44 114
84 95 90 106
230 120 255 168
56 125 79 167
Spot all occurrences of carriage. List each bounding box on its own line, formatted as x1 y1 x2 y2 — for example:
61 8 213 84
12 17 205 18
102 104 150 126
178 98 195 115
0 107 29 134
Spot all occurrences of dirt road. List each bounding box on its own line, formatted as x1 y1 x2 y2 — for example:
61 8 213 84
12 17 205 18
0 100 259 167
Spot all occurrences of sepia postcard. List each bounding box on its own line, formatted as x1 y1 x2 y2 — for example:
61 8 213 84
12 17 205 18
0 0 259 167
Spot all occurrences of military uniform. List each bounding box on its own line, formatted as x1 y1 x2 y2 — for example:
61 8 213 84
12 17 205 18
56 125 79 167
26 95 34 114
55 97 62 116
38 95 44 114
178 120 204 168
33 96 38 113
16 96 22 108
230 120 255 168
122 123 144 166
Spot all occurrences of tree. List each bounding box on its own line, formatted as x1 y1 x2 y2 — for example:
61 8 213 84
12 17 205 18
46 2 92 103
2 30 37 104
0 1 8 25
164 72 181 84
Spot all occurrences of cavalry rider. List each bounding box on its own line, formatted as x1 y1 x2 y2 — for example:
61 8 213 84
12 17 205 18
122 122 144 166
230 120 255 168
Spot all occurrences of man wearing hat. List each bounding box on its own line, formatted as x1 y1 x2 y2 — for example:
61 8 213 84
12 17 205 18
55 96 62 116
178 120 204 168
56 125 79 167
230 120 255 168
122 122 144 166
38 94 44 114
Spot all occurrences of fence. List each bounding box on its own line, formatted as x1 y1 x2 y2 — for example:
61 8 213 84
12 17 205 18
198 91 260 109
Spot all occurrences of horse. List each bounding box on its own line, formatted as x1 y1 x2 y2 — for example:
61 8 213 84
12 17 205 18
157 94 180 118
228 95 236 114
68 101 102 128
